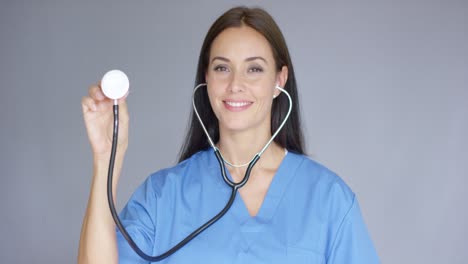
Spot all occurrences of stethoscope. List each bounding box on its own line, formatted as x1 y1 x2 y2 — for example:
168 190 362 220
101 69 292 262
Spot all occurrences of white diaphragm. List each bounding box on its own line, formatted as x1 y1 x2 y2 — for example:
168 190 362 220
101 70 129 100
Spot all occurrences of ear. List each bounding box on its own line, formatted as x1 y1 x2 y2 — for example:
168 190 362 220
274 66 288 97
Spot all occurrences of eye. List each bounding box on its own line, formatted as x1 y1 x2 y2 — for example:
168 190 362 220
213 65 229 72
248 66 264 73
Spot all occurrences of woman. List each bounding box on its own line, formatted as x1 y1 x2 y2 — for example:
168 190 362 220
79 6 379 264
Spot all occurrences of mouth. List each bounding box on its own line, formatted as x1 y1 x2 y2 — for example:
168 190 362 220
223 100 253 112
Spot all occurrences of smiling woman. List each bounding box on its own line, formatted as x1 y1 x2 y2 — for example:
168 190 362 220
78 6 380 264
206 26 288 142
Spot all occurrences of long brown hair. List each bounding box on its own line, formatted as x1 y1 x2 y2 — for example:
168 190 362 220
179 6 305 162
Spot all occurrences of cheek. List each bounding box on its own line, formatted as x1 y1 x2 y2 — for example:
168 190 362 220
253 89 274 115
206 70 231 85
262 97 274 113
206 88 215 106
206 86 222 113
256 83 276 101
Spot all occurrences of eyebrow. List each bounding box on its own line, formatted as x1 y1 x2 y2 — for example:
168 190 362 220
211 56 268 64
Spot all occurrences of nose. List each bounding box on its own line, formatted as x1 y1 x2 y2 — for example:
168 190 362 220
227 71 244 93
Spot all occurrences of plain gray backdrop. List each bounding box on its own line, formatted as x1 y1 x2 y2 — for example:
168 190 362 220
1 1 467 263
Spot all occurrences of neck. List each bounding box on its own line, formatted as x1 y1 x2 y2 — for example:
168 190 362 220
217 129 284 170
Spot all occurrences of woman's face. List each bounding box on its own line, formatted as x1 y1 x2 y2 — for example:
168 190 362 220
205 26 288 135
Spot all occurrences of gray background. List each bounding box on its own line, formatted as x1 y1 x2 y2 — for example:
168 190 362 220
1 0 467 263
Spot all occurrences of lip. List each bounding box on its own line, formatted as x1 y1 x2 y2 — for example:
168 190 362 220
223 100 253 112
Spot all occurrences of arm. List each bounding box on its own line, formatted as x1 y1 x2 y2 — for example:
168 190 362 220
326 196 380 264
78 83 129 264
78 155 125 264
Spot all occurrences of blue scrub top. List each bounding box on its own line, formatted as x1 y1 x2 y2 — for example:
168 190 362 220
117 149 380 263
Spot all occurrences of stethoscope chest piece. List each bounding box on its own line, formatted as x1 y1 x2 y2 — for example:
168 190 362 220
101 70 129 100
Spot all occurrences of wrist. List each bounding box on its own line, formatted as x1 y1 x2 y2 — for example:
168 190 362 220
93 147 127 162
93 151 125 171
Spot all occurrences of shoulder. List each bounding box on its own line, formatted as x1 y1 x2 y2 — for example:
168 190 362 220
145 149 213 195
285 152 356 218
284 153 376 257
287 152 354 197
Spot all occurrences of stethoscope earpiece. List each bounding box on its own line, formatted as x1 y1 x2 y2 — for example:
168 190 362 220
274 84 283 99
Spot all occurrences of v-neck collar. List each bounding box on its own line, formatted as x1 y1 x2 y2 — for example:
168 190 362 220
206 149 299 224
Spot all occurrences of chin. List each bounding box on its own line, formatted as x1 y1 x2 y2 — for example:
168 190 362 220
219 119 268 135
220 122 251 133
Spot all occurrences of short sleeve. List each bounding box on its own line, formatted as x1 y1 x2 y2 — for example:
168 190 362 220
326 196 380 264
116 176 156 264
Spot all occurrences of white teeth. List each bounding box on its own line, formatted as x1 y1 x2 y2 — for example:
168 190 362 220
225 101 250 107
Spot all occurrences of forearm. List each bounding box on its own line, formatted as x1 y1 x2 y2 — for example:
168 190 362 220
78 153 125 264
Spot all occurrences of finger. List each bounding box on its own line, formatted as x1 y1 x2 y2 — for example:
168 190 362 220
117 97 129 123
117 90 130 104
117 97 128 113
81 96 97 112
88 84 106 101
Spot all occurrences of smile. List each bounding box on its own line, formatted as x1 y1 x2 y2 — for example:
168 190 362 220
223 100 253 111
225 101 251 107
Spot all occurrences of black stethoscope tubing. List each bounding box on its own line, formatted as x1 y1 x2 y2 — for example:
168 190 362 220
107 104 260 262
107 83 291 262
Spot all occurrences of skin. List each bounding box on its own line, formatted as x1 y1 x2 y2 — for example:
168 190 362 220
206 25 288 216
77 25 289 263
78 84 129 263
